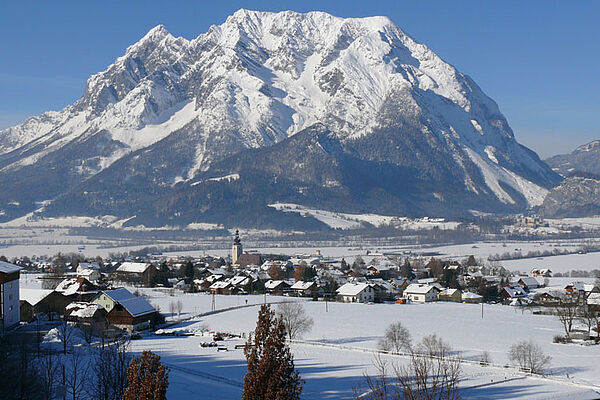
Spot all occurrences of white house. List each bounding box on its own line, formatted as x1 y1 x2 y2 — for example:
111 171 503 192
336 283 374 303
0 261 22 332
78 268 101 282
77 262 100 274
290 281 318 297
404 284 440 303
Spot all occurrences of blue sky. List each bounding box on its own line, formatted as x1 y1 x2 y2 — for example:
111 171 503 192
0 0 598 157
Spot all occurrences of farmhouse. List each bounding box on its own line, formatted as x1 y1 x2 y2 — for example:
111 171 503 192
461 291 483 304
517 277 542 291
336 283 374 303
404 284 440 303
531 268 552 277
55 277 98 301
290 281 318 297
64 301 108 332
439 288 462 302
0 262 22 332
77 268 101 282
91 288 158 332
116 262 156 286
19 289 70 322
264 280 290 296
209 280 235 295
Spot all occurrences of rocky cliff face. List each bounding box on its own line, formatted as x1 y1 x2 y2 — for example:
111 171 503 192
541 175 600 218
0 10 560 227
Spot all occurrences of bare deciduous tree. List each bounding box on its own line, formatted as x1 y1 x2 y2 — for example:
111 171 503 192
577 305 599 339
176 300 183 318
354 336 461 400
553 292 578 338
90 339 131 400
480 351 492 366
169 301 176 318
277 302 314 340
39 350 60 400
507 340 551 374
56 319 77 354
65 348 91 400
378 321 412 353
417 334 451 358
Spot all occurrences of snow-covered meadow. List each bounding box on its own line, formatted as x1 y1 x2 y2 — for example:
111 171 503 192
127 296 600 399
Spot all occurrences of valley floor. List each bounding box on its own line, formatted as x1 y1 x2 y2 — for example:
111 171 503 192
128 292 600 399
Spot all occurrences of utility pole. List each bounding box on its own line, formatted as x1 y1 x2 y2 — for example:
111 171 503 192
481 301 484 319
211 292 216 311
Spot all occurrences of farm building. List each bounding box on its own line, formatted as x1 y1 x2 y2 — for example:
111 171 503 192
336 283 374 303
91 288 158 332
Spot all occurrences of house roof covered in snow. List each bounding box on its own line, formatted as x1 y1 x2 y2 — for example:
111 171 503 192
118 296 156 317
587 293 600 306
117 262 152 273
503 286 526 298
336 282 371 296
404 284 440 295
518 277 541 288
0 261 22 274
210 281 232 289
441 288 461 296
20 289 53 306
291 281 315 290
55 277 96 296
462 291 483 299
229 276 250 286
101 288 137 302
66 302 105 319
78 262 100 270
264 280 288 289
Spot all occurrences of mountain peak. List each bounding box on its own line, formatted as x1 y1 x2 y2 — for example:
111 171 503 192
0 9 560 226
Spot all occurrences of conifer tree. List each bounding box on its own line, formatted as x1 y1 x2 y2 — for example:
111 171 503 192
243 304 303 400
123 350 169 400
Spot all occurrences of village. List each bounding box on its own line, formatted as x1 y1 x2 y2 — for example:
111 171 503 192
1 230 598 339
1 229 600 398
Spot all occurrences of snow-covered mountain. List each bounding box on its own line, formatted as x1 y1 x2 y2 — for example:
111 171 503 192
545 140 600 177
0 9 560 227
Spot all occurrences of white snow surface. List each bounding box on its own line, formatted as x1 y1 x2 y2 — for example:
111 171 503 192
128 296 600 399
269 203 460 230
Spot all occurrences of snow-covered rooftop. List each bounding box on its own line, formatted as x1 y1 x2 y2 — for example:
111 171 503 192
66 302 105 319
0 261 22 274
20 288 53 306
118 296 156 317
404 284 439 294
336 282 371 296
117 262 151 273
291 281 315 290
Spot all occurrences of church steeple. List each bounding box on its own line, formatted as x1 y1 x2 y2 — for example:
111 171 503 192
232 229 243 265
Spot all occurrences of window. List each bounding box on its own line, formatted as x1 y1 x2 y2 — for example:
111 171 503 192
8 295 12 300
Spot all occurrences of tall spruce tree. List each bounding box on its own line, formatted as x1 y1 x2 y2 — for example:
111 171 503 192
123 350 169 400
243 304 303 400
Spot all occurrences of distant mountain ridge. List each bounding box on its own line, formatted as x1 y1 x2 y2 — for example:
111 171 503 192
545 140 600 177
0 9 560 228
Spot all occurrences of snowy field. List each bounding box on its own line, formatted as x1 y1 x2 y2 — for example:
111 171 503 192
128 298 600 399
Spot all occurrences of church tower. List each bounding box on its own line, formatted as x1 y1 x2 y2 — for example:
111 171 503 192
232 229 243 265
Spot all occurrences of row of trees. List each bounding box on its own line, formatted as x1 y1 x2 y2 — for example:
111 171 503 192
0 329 169 400
361 321 553 399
